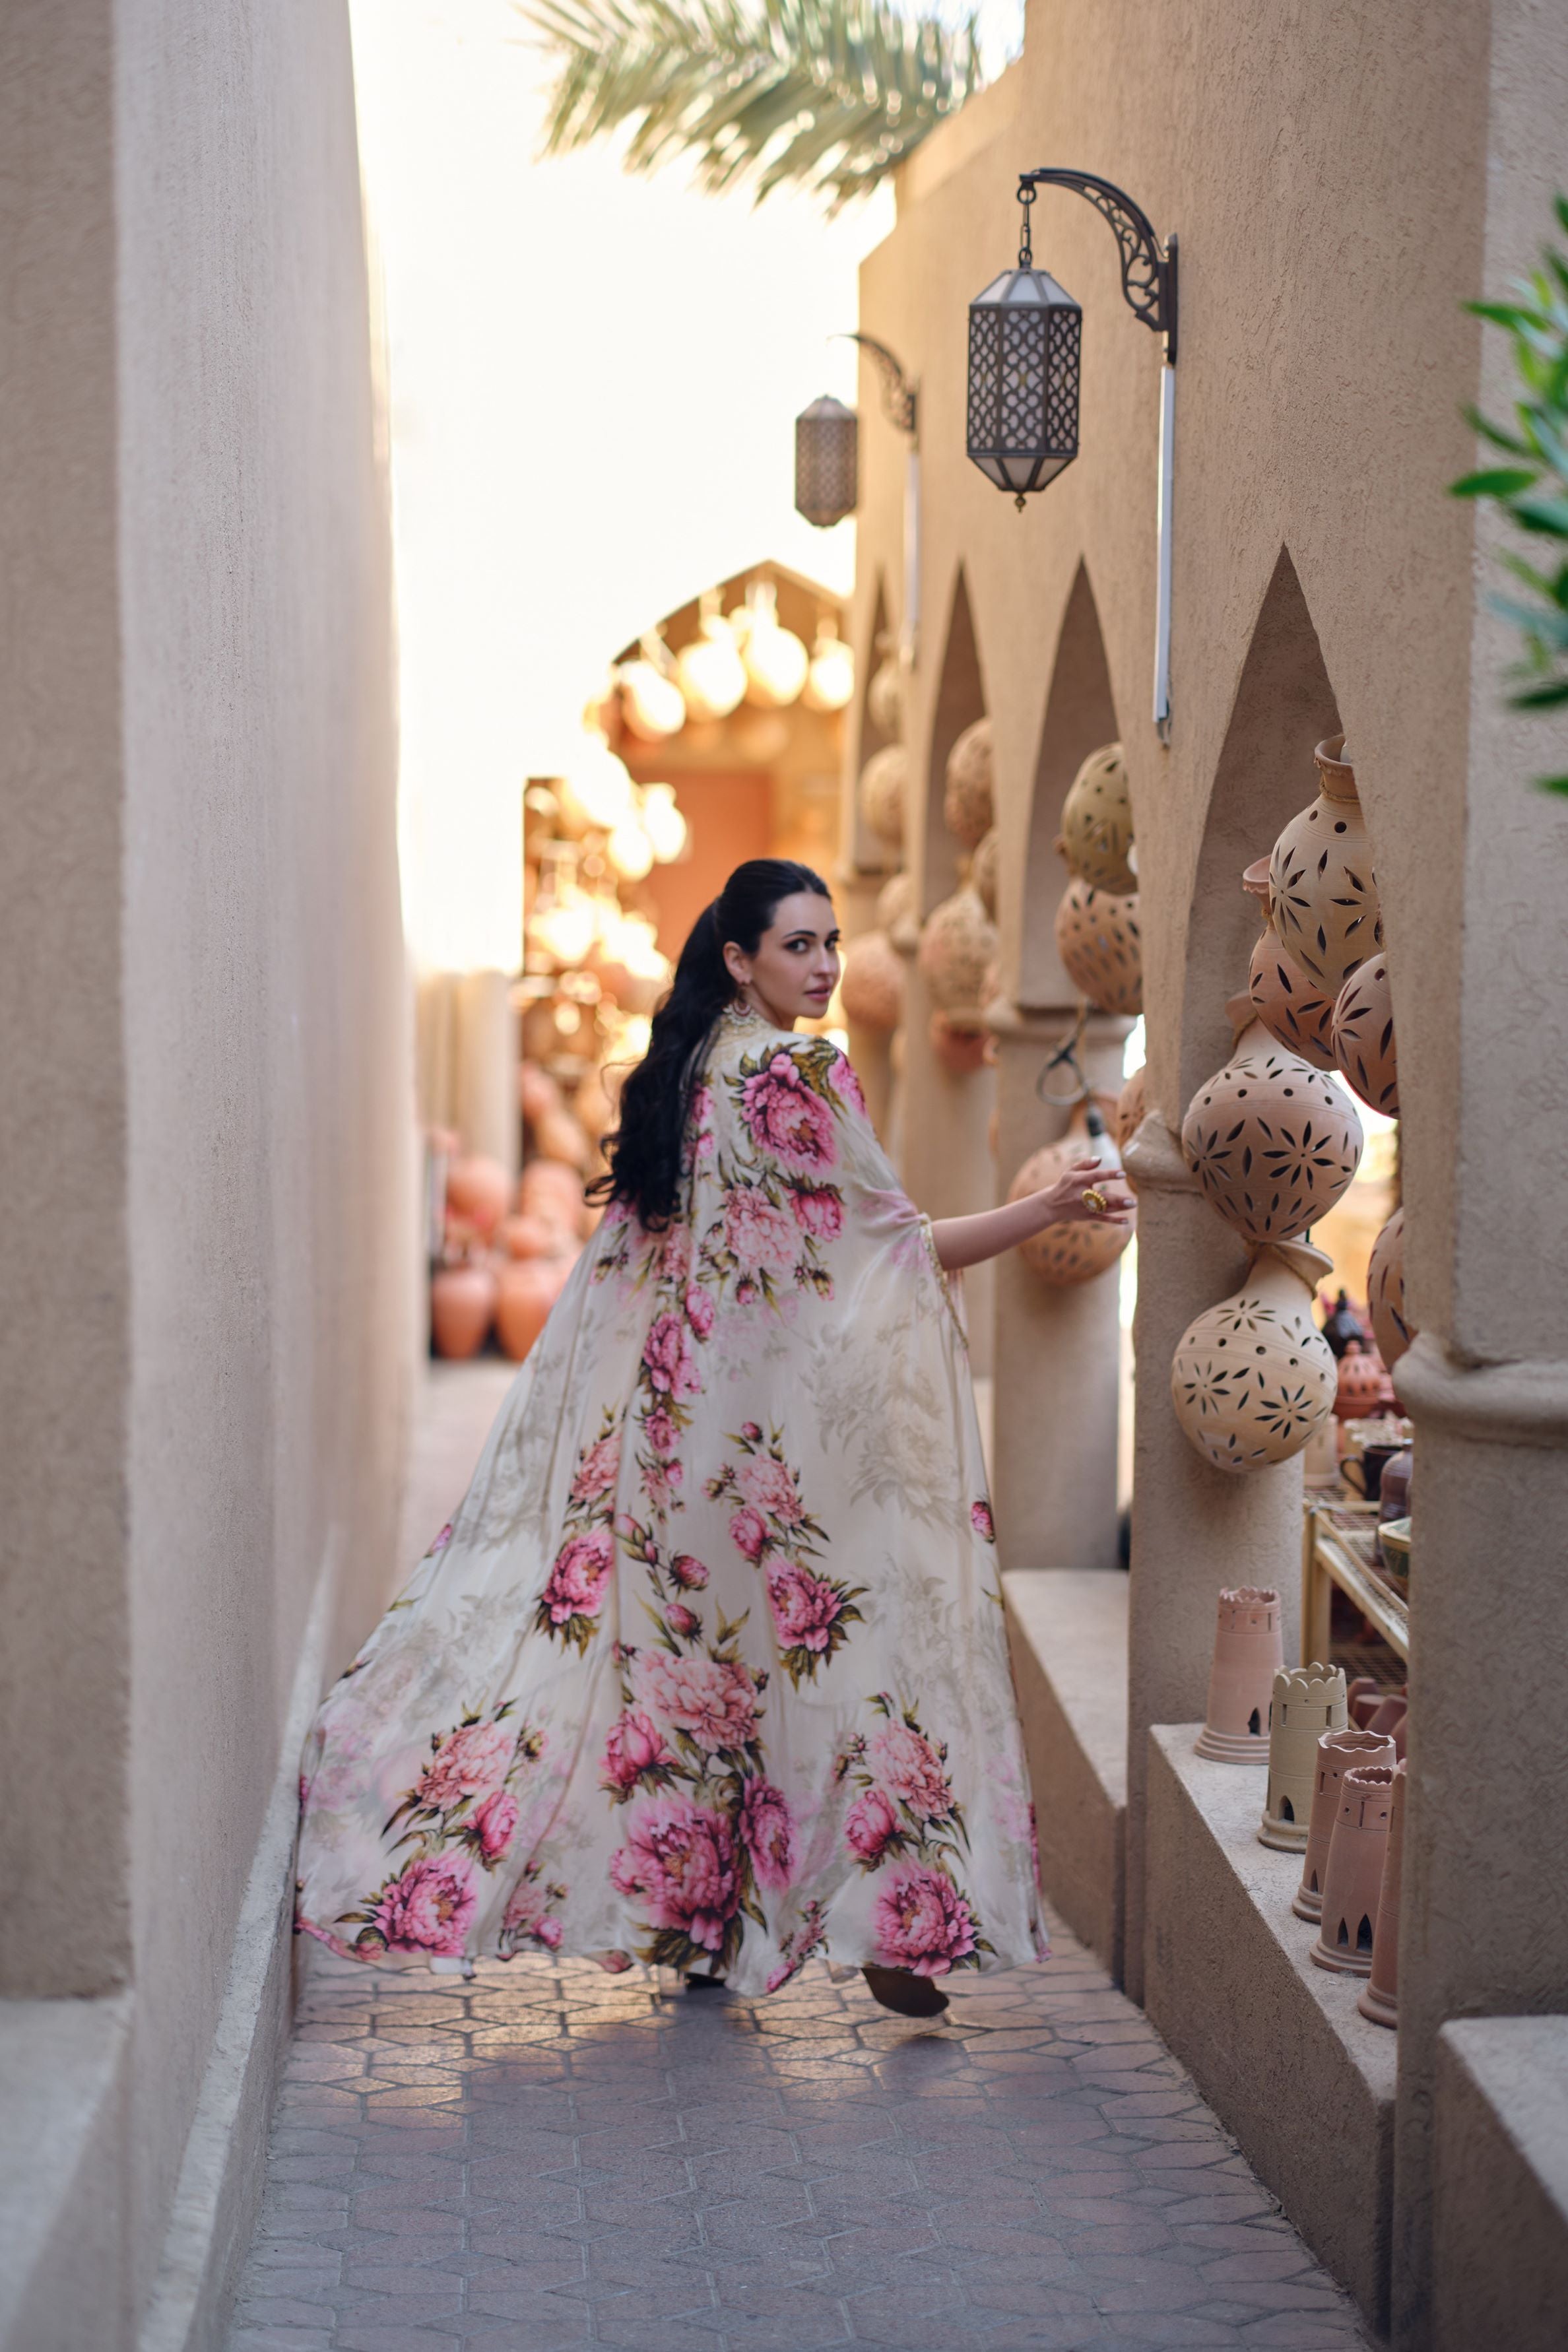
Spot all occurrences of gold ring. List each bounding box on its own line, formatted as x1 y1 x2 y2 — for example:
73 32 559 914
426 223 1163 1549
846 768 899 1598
1081 1185 1108 1214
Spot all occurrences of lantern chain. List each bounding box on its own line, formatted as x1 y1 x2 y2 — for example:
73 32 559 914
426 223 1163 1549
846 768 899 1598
1016 170 1177 365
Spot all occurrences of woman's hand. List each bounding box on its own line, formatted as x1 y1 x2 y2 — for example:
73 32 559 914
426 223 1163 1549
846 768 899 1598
1029 1155 1136 1231
930 1158 1134 1272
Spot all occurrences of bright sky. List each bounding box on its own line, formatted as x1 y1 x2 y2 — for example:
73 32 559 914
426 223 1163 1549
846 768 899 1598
349 0 898 969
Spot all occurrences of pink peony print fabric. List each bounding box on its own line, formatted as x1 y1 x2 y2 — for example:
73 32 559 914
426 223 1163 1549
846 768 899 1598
295 1011 1045 1994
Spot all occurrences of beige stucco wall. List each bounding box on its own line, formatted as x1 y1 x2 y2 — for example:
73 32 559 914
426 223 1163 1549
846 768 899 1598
0 1 412 2341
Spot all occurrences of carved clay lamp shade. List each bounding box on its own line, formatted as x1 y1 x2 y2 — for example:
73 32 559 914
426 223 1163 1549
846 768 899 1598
944 718 995 847
858 744 908 855
1311 1763 1395 1976
971 827 1000 917
676 604 746 722
1268 735 1383 993
1332 954 1398 1116
839 931 905 1033
1359 1758 1407 2026
1115 1062 1147 1158
1171 1239 1338 1474
1260 1664 1348 1852
1060 743 1135 894
1009 1121 1136 1286
1195 1586 1284 1763
1335 1341 1395 1421
1241 856 1338 1068
868 644 903 739
918 887 999 1014
1292 1726 1394 1922
1055 879 1142 1014
876 869 920 954
1181 1014 1362 1244
1367 1206 1415 1373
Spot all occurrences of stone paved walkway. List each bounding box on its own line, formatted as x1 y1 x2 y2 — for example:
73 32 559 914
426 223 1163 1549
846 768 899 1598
226 1915 1371 2352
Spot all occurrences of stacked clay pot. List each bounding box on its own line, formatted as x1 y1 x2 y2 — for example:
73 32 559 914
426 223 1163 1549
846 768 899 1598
867 643 903 739
944 718 995 847
971 827 1000 918
1171 1239 1338 1473
839 931 905 1033
1114 1062 1147 1158
432 1260 498 1360
1008 1113 1134 1287
858 743 907 855
876 868 919 951
1059 743 1135 894
918 887 998 1014
497 1255 572 1361
1242 855 1338 1068
1055 880 1142 1015
1181 1007 1362 1245
1332 953 1398 1116
1367 1205 1414 1372
1268 735 1382 993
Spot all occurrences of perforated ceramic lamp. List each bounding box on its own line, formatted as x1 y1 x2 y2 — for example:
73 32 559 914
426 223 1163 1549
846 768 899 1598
1195 1587 1284 1763
1292 1727 1396 1923
1259 1665 1348 1852
1358 1757 1408 2027
1311 1763 1395 1976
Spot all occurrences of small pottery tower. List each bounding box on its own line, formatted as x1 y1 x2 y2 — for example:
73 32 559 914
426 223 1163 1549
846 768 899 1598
1195 1587 1284 1763
1359 1757 1408 2027
1259 1664 1348 1851
1311 1763 1396 1976
1293 1727 1396 1921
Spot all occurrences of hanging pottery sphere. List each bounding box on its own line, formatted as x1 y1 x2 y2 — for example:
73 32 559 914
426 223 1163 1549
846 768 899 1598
1055 879 1142 1015
1249 931 1339 1069
875 868 918 951
930 1012 990 1075
618 658 686 742
971 827 1000 918
1060 742 1135 893
1115 1062 1148 1158
1008 1136 1135 1285
1171 1242 1337 1473
944 718 995 847
676 615 746 722
1367 1206 1414 1372
1332 954 1399 1117
839 931 905 1033
918 888 998 1014
742 589 810 709
867 648 904 740
801 628 855 713
1268 735 1383 992
858 744 907 853
1181 1029 1363 1244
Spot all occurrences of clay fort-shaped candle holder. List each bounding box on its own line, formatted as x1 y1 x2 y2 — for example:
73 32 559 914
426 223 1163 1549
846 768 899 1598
1195 1586 1284 1763
1311 1762 1396 1976
1259 1664 1348 1852
1359 1757 1408 2027
1293 1727 1396 1922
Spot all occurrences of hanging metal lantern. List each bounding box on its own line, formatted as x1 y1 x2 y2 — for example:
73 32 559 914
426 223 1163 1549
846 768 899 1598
794 395 859 529
966 190 1082 509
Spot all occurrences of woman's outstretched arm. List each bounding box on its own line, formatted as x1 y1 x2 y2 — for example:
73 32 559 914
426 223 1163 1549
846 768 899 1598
931 1158 1134 1273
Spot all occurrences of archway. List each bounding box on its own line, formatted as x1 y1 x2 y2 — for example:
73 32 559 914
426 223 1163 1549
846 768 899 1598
922 566 987 913
1018 561 1121 1009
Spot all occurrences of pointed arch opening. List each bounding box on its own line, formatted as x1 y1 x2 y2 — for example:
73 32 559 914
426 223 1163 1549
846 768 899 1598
850 573 894 874
1019 562 1121 1009
923 568 986 911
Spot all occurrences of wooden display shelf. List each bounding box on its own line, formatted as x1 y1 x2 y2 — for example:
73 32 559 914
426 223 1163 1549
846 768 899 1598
1303 1496 1408 1666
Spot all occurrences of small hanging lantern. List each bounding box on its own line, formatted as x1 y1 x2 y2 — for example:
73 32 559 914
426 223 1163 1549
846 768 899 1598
966 199 1082 507
794 396 858 529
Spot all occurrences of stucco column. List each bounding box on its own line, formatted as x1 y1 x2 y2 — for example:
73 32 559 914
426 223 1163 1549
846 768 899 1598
1121 1114 1306 2002
990 1001 1130 1567
898 959 998 1377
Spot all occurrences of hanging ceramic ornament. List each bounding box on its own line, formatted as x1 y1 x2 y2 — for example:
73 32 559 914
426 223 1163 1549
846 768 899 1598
1171 1239 1338 1473
858 744 907 855
740 582 809 709
1055 879 1142 1014
944 719 995 847
1243 854 1338 1069
875 868 919 952
1181 1006 1362 1244
918 888 998 1014
1311 1763 1396 1976
1008 1113 1134 1286
801 622 855 714
1367 1205 1414 1373
1195 1587 1284 1763
1268 734 1383 992
867 641 904 739
971 827 1000 918
1293 1726 1395 1922
618 640 686 741
675 598 747 722
1114 1062 1148 1158
1332 954 1399 1116
1260 1665 1348 1850
838 931 904 1033
1059 742 1135 894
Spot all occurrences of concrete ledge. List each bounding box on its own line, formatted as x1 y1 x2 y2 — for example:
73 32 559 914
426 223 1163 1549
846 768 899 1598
1002 1569 1127 1980
1144 1723 1396 2334
0 1992 133 2351
1433 2017 1568 2352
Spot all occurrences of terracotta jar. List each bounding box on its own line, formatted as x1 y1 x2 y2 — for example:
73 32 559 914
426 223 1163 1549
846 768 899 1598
1008 1120 1135 1286
1358 1758 1408 2027
1171 1238 1337 1474
1335 1342 1394 1421
1367 1206 1414 1373
858 743 907 854
1114 1062 1147 1158
1195 1586 1284 1763
1181 1012 1362 1244
875 869 919 952
1055 879 1142 1015
839 931 905 1032
517 1157 587 1238
431 1260 498 1360
1260 1664 1348 1852
1059 742 1135 894
1311 1763 1396 1976
1243 853 1338 1070
867 643 903 739
1268 735 1383 993
1293 1727 1395 1922
447 1154 510 1239
1332 953 1399 1116
930 1012 991 1075
971 827 1000 918
496 1212 556 1262
496 1255 569 1362
944 717 995 847
918 888 998 1014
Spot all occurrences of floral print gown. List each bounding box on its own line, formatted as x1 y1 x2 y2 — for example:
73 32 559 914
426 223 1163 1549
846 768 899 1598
296 1010 1045 1994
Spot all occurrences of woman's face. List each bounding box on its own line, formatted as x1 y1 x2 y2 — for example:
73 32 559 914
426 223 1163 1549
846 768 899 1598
724 891 841 1028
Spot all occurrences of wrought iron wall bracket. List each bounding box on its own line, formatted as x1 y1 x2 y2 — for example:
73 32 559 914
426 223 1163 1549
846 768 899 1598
1016 170 1177 365
836 333 919 441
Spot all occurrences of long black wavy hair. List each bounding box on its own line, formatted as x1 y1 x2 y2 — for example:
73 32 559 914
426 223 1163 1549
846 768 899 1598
589 857 832 1231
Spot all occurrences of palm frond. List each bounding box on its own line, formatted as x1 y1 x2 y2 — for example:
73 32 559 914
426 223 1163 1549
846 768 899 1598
515 0 984 212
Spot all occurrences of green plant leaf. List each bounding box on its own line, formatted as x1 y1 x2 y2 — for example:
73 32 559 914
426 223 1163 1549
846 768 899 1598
1536 771 1568 794
1509 676 1568 709
1451 465 1539 500
1513 492 1568 537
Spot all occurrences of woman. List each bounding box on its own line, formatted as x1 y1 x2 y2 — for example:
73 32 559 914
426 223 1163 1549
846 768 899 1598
296 859 1132 2015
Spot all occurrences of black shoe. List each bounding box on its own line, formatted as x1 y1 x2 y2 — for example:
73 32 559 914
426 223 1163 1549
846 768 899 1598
862 1965 950 2018
684 1971 727 1992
